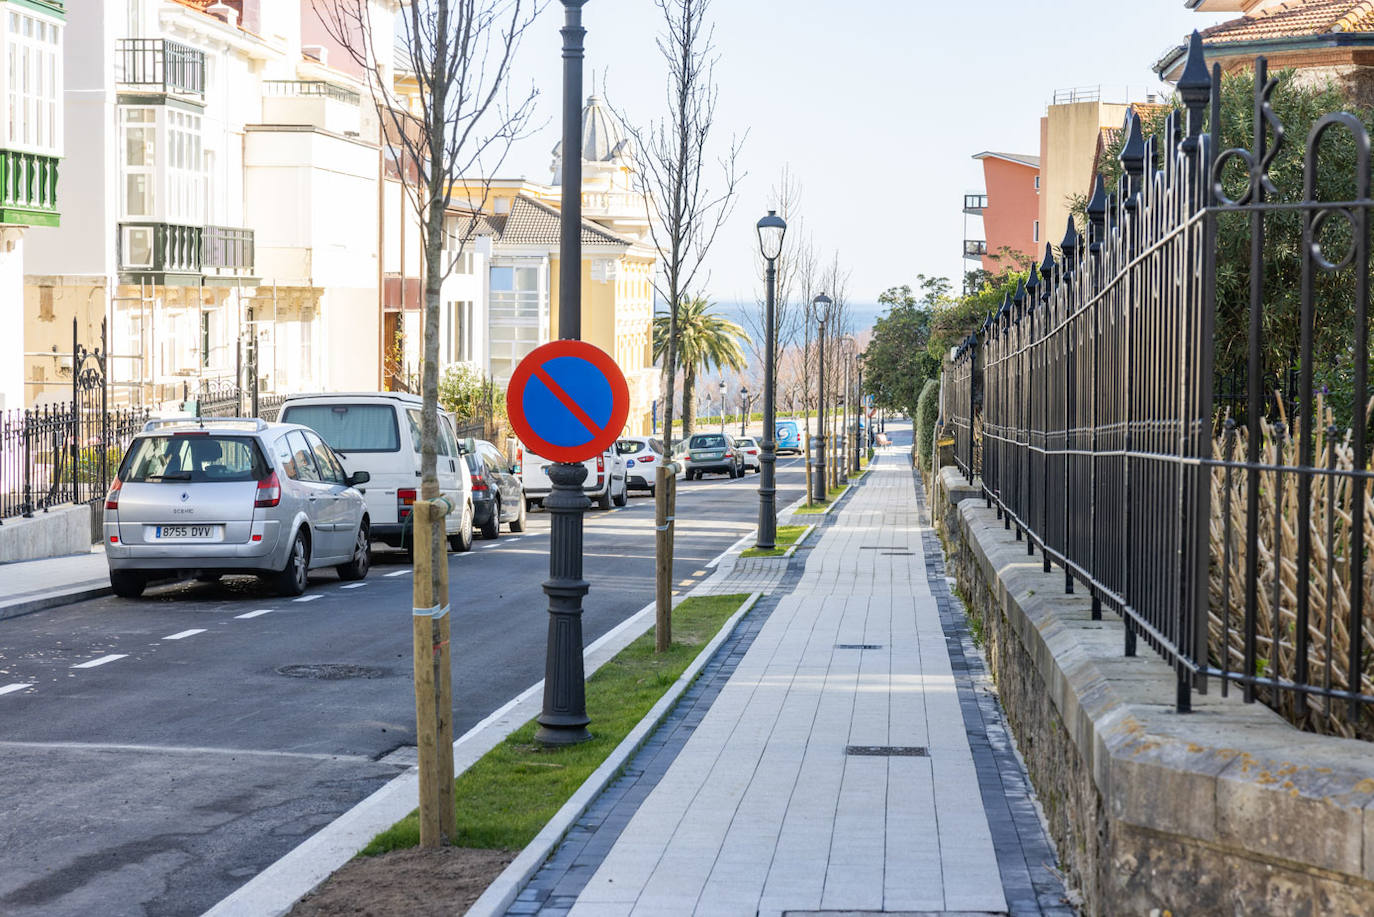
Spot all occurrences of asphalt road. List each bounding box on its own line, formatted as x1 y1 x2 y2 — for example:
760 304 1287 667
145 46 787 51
0 455 808 917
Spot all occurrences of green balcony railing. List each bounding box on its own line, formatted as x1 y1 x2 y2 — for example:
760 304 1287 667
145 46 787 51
0 149 60 227
118 222 255 278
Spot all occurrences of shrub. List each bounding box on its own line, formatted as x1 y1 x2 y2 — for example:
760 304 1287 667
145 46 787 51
915 378 939 469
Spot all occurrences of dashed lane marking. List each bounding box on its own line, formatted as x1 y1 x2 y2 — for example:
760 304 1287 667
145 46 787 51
385 570 411 577
293 595 323 603
163 629 205 641
340 583 368 590
0 684 33 696
72 654 127 669
235 609 273 619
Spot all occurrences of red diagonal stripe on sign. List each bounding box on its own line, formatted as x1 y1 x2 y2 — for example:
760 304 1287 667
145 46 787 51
532 365 601 438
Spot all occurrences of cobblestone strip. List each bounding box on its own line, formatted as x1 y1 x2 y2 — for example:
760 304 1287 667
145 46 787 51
910 466 1077 917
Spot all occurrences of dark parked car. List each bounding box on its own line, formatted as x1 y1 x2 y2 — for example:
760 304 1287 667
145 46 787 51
683 432 743 480
465 439 526 538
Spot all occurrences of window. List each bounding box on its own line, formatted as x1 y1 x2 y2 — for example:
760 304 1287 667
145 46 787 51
280 404 401 452
200 311 210 367
5 10 61 154
118 107 204 223
288 430 323 482
120 108 157 219
272 434 300 480
121 435 267 483
446 300 474 363
305 431 345 485
1033 220 1040 244
1034 175 1041 191
489 264 544 381
167 109 205 224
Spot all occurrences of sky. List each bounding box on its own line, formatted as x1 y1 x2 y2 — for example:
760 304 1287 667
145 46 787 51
487 0 1232 310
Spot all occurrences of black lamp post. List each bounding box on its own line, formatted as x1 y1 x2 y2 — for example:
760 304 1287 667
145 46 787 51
718 378 726 434
856 358 867 460
536 0 591 747
739 385 749 436
811 293 832 503
755 210 786 550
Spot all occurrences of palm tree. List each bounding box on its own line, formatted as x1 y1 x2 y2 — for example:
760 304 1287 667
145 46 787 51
653 297 751 444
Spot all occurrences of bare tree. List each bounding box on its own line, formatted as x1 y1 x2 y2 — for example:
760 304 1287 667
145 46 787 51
615 0 743 450
742 166 803 376
313 0 543 587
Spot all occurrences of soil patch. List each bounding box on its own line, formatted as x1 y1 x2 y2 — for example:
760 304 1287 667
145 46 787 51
287 847 516 917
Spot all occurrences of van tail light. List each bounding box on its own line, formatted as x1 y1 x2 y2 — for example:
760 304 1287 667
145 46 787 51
514 447 523 475
255 471 282 508
596 455 605 473
471 474 488 492
398 488 417 520
105 478 122 511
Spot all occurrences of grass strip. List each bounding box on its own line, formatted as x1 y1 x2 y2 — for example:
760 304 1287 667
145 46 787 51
796 483 851 514
361 592 752 855
740 524 811 559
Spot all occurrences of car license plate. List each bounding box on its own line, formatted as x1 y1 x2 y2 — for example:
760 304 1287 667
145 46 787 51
155 525 218 539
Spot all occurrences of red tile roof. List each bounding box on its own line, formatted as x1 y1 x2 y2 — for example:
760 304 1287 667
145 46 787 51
1200 0 1374 44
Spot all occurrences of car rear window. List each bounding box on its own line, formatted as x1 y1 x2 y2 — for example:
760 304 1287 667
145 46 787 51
617 439 646 455
121 435 268 483
280 404 400 452
689 434 726 449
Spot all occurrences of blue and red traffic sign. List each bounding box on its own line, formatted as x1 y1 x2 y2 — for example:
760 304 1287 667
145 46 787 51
506 340 630 464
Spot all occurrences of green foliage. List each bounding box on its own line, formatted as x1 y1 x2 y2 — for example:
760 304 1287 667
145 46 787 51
1090 70 1374 426
915 378 940 470
438 364 506 425
928 270 1022 364
653 297 751 439
361 593 752 854
863 279 947 417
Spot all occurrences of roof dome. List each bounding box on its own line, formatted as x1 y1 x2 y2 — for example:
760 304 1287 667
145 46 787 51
580 95 624 163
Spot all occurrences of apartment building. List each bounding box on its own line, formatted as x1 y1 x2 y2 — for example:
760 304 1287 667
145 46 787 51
0 0 63 410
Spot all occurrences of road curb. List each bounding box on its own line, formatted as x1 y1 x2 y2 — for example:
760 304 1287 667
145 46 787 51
0 583 111 622
464 591 763 917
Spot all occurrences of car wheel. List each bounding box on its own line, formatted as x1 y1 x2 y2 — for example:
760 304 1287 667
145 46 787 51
110 571 146 599
510 497 527 532
596 487 612 510
271 530 310 597
449 503 474 552
612 480 627 507
647 484 656 499
481 498 501 539
337 521 371 581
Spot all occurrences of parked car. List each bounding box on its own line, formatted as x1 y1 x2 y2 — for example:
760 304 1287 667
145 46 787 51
518 442 627 510
616 437 667 495
683 432 743 480
465 438 526 538
279 392 475 553
736 435 762 473
103 417 372 598
774 420 802 455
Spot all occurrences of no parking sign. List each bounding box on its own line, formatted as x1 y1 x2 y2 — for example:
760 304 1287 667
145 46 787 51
506 340 630 464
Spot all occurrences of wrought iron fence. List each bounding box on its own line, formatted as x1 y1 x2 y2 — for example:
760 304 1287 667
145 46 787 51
946 35 1374 738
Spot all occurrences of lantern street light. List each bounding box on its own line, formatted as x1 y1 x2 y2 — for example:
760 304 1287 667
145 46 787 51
719 378 727 433
755 209 787 550
739 385 749 436
811 293 833 503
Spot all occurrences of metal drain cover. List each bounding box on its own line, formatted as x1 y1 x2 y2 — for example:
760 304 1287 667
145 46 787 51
835 644 884 650
276 663 386 680
881 551 915 556
845 745 928 757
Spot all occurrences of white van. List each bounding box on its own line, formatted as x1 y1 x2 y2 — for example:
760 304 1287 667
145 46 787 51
518 442 627 511
279 393 475 552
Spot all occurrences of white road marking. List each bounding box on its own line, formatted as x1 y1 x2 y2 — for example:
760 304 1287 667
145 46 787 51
235 609 273 619
163 629 205 641
293 595 322 603
0 683 33 696
385 570 411 578
72 654 127 669
340 583 368 590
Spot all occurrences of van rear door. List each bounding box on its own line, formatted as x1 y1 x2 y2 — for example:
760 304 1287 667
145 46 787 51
280 401 409 527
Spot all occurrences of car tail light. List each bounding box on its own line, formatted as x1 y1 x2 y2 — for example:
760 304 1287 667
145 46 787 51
255 471 282 508
471 474 488 492
398 488 417 520
641 455 655 462
105 478 122 511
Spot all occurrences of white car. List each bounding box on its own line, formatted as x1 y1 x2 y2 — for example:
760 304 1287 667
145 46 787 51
518 442 627 510
735 436 762 473
279 392 475 552
616 436 668 496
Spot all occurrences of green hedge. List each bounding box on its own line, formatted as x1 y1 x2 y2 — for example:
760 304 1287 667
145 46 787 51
915 379 939 470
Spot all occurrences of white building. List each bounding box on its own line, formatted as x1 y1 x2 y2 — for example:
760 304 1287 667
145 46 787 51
24 0 399 410
0 0 63 411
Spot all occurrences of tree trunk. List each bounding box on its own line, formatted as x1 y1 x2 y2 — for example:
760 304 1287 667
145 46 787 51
681 365 696 444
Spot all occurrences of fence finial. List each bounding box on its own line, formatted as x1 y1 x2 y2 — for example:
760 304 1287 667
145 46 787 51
1038 243 1054 301
1179 31 1211 139
1012 277 1026 320
1060 217 1080 276
1120 111 1146 209
1086 175 1107 254
1022 271 1037 312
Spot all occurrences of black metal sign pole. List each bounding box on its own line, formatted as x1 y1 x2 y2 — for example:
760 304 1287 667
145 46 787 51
536 0 592 746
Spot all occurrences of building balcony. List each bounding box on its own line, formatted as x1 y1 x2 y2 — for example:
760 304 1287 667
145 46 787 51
963 239 987 260
261 80 361 134
118 222 256 285
0 149 59 227
963 194 987 216
116 39 205 99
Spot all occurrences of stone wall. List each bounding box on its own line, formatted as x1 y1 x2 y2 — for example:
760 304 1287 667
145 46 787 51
934 466 1374 917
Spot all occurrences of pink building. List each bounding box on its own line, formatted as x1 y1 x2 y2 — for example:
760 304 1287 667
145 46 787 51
965 151 1041 276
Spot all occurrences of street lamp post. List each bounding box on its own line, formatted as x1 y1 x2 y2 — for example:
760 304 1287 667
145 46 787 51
811 293 832 503
537 0 592 747
739 385 749 436
755 210 786 550
719 379 727 434
856 360 866 464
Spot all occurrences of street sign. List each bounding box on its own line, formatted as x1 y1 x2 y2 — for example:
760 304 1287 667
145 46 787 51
506 339 629 464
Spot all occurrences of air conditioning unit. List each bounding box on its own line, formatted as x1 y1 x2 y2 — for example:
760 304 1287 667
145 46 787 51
122 226 155 270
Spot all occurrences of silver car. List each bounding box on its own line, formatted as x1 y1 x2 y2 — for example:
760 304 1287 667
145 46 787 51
104 418 371 598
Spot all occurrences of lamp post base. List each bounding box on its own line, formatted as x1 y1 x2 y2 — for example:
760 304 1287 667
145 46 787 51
535 460 592 746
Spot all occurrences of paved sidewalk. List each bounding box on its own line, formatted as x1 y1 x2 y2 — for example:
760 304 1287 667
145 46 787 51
556 441 1014 916
0 546 108 620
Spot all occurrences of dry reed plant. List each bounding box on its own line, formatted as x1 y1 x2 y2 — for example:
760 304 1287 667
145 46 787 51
1208 396 1374 740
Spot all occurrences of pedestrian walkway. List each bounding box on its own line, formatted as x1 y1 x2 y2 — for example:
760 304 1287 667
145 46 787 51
0 546 108 620
510 432 1068 917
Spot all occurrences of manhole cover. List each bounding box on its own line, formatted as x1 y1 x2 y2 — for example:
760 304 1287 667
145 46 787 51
835 644 884 650
276 663 386 680
845 745 928 757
